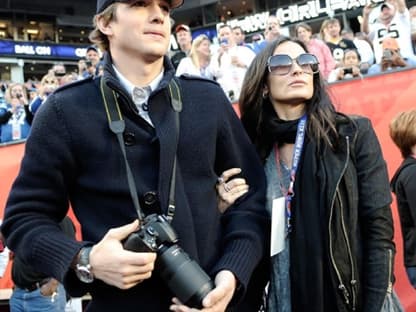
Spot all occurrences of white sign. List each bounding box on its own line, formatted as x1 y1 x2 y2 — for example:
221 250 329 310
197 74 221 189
14 44 51 56
219 0 384 32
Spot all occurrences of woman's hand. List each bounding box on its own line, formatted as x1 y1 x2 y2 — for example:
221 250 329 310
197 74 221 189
170 270 237 312
216 168 249 213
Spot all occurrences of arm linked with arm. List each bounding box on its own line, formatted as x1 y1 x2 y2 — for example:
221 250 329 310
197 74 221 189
210 97 268 305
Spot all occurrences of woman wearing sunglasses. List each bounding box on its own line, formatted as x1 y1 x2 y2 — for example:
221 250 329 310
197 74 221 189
218 36 397 311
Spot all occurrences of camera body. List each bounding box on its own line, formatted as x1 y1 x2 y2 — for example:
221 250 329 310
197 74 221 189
343 67 353 75
383 49 393 61
123 214 214 309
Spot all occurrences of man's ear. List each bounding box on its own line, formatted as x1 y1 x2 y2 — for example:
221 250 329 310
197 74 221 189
96 15 113 36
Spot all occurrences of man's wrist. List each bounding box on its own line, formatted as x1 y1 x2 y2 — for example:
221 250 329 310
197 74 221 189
73 246 94 283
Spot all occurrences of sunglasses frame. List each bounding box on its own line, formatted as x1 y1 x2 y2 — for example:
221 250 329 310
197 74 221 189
267 53 320 76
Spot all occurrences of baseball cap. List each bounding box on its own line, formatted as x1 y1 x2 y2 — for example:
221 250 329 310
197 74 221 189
382 37 399 50
175 24 191 33
381 2 394 11
96 0 184 14
86 45 99 53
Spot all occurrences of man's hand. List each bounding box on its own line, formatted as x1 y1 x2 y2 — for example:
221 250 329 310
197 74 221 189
169 270 237 312
88 220 157 289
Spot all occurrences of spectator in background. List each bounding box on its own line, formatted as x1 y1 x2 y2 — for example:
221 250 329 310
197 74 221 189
410 5 416 52
390 109 416 289
320 18 357 67
295 22 335 79
328 48 363 82
341 29 375 73
250 14 282 54
27 87 38 102
86 45 103 77
50 63 67 86
170 24 192 70
264 15 281 42
232 26 247 46
0 82 31 143
211 24 256 102
29 74 59 117
86 45 102 68
362 0 416 65
368 37 408 74
176 34 214 79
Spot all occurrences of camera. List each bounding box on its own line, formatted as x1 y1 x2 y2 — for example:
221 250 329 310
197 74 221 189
343 67 353 75
123 214 214 308
383 49 393 61
85 60 93 67
220 38 228 46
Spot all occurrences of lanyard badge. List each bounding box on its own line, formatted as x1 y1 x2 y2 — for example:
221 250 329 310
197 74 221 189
274 115 307 233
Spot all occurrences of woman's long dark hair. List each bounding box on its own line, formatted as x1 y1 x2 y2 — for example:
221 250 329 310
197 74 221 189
239 36 338 161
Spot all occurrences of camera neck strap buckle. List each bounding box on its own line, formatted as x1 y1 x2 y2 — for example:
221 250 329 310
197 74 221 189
100 76 182 223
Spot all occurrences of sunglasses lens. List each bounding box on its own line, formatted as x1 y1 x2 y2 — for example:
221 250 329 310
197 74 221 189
268 55 292 75
298 54 319 73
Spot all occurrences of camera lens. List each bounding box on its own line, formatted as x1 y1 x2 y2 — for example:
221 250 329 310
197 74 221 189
157 245 214 309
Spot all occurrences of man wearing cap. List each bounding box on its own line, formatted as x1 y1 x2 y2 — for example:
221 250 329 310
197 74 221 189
362 0 416 65
1 1 268 312
170 24 192 69
86 45 101 66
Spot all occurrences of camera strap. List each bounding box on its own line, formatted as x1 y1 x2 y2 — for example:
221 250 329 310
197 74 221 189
100 77 182 223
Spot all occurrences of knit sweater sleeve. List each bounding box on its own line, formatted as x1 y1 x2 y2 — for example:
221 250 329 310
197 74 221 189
209 92 268 297
2 93 86 282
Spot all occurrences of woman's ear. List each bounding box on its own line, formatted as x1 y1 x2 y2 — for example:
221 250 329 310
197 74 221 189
262 86 269 99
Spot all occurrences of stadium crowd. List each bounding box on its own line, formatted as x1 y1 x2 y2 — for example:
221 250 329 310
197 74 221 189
1 0 416 144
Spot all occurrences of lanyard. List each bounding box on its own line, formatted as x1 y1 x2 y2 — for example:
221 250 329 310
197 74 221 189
274 115 307 232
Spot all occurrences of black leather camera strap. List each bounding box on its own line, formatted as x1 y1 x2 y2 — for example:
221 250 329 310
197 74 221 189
100 77 182 223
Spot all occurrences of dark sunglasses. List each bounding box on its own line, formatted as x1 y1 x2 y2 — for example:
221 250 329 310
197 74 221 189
267 53 320 75
54 72 66 77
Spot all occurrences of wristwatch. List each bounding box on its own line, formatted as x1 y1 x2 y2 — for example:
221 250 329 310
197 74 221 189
75 247 94 283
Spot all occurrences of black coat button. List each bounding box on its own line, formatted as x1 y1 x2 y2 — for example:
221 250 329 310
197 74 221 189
143 191 158 206
123 132 136 146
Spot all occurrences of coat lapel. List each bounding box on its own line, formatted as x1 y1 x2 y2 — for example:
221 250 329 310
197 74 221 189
149 87 179 213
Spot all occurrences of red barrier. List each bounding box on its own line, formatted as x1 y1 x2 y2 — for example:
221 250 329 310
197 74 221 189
1 68 416 308
329 68 416 311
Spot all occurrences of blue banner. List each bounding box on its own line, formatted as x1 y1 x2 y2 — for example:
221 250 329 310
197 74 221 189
0 40 89 60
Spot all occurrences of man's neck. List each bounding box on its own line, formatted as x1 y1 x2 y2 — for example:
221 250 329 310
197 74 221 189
180 43 191 54
111 52 164 87
411 145 416 157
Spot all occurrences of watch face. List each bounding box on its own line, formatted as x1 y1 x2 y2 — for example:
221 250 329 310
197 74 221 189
76 265 94 283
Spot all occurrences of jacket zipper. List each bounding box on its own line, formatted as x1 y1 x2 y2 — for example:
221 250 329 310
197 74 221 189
337 189 357 310
387 249 393 294
328 135 356 310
